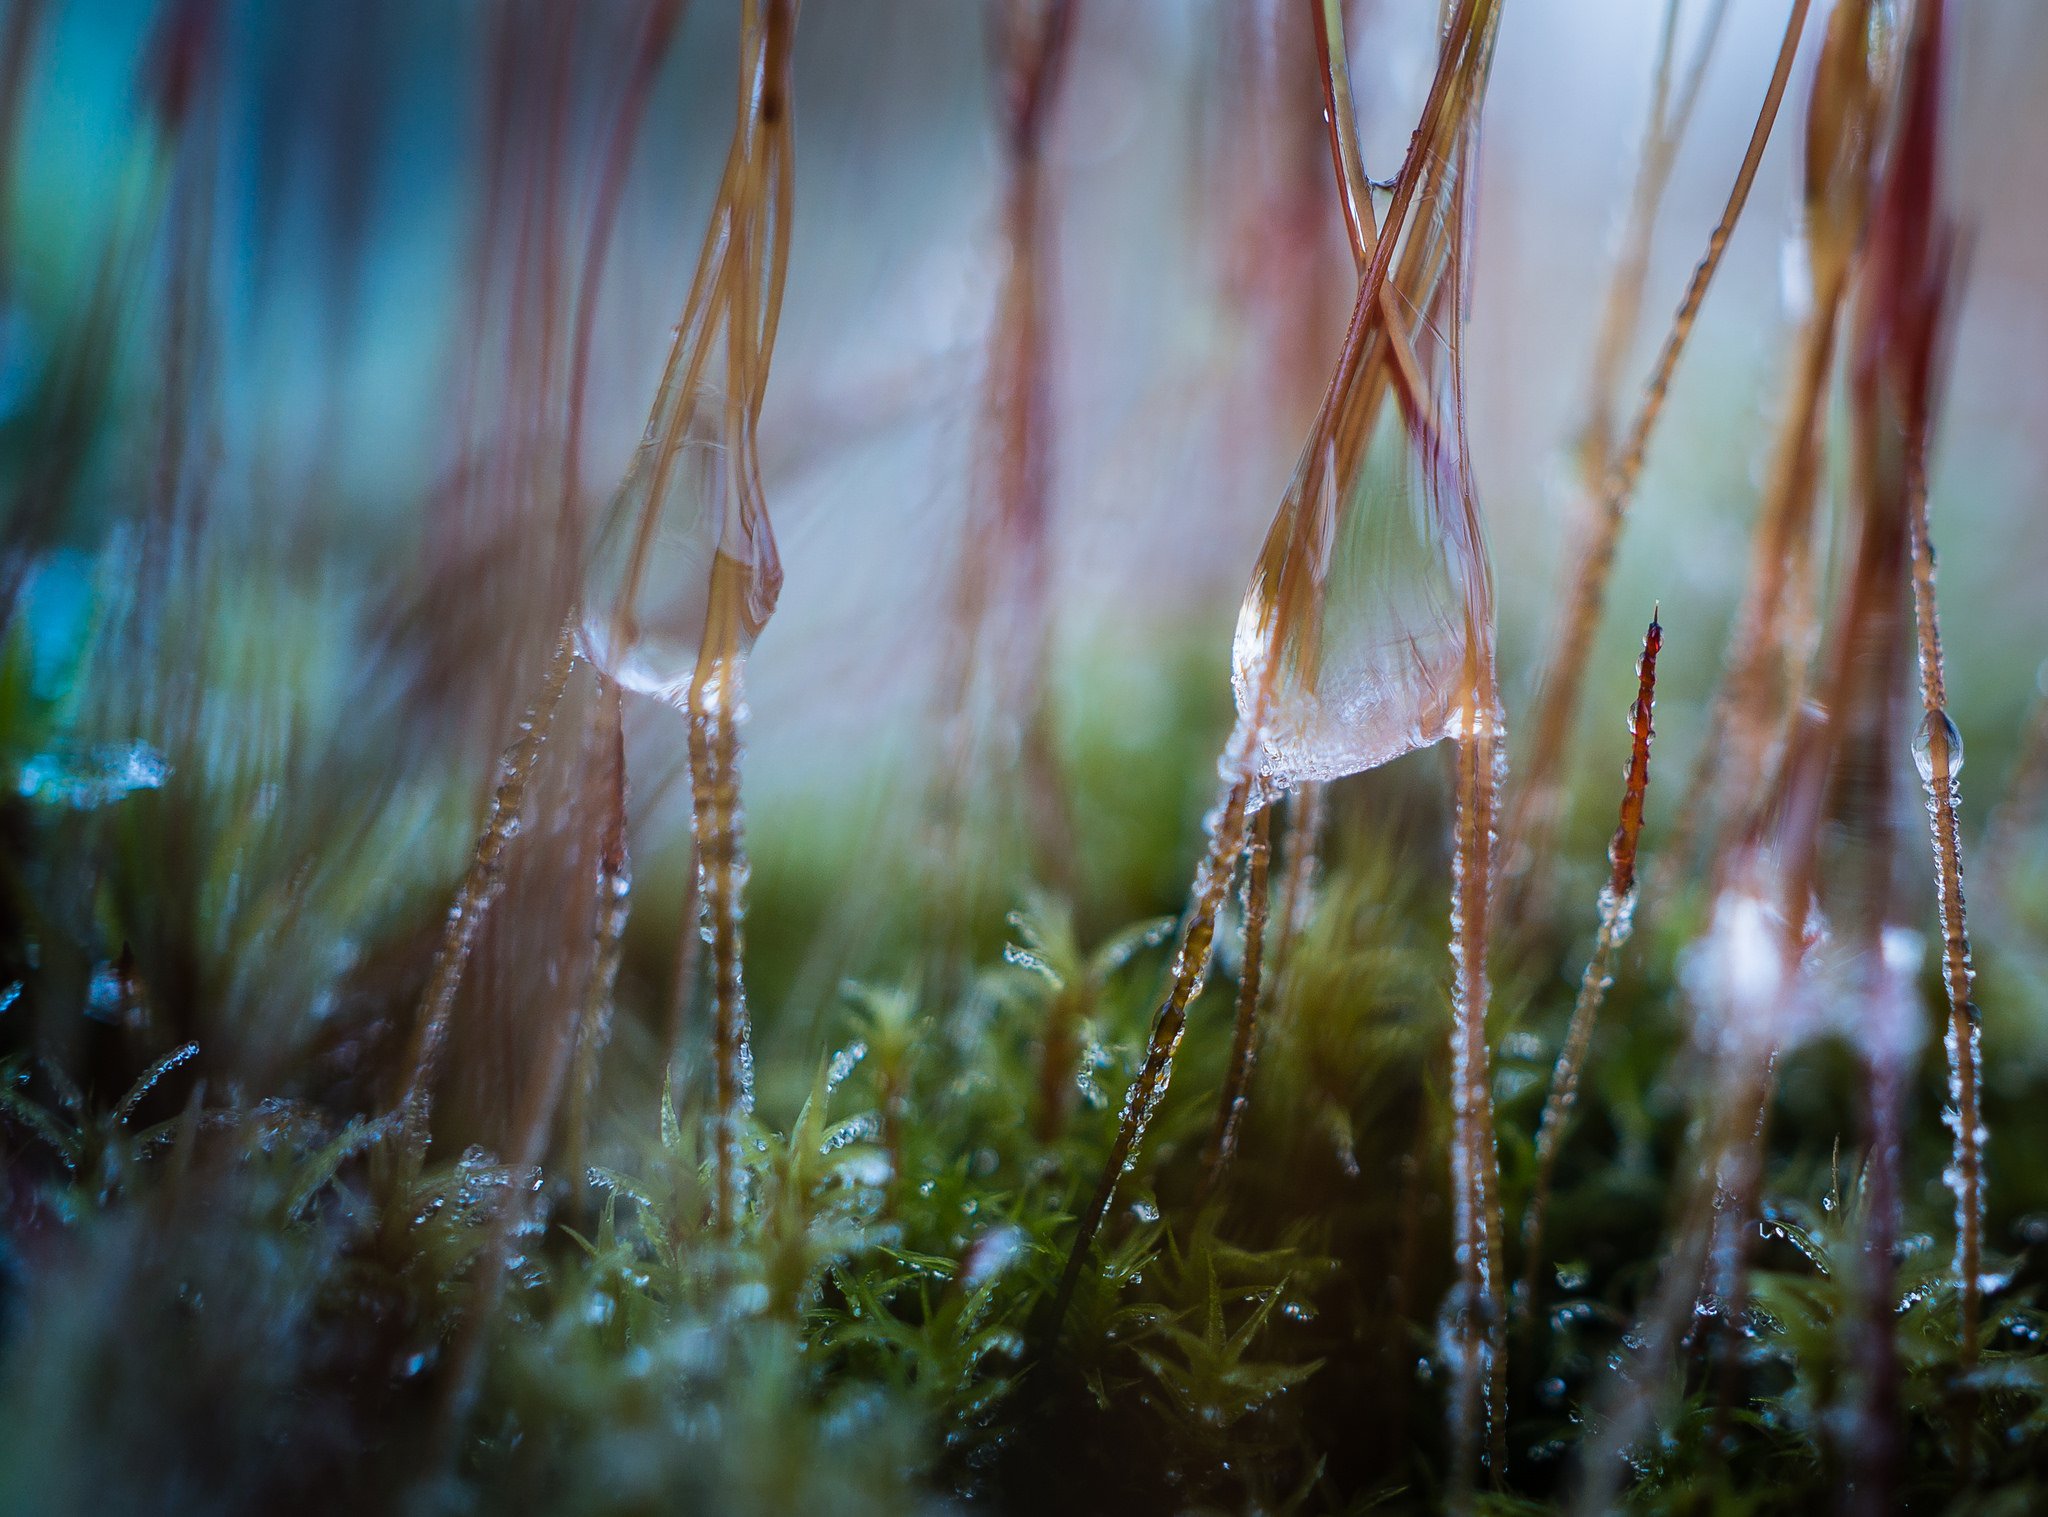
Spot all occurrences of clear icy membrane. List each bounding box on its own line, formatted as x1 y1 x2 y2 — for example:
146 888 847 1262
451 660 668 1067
579 394 781 706
1234 405 1480 790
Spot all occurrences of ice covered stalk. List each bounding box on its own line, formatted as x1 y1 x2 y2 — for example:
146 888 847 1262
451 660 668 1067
1198 803 1272 1201
690 558 759 1232
1437 140 1511 1484
1051 0 1505 1339
1851 0 1978 1366
1050 727 1259 1328
1305 35 1508 1466
564 677 633 1209
1521 611 1660 1318
577 0 797 1232
1447 667 1507 1490
1575 835 1815 1515
434 675 634 1455
395 624 578 1168
1510 0 1810 878
1909 431 1981 1362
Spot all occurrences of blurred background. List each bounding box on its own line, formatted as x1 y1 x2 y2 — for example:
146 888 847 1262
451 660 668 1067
3 0 2045 1131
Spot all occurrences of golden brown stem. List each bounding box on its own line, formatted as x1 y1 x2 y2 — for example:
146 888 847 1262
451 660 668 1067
1312 0 1441 438
565 677 634 1211
1051 722 1261 1332
394 623 579 1170
435 674 632 1457
1512 0 1811 876
687 558 757 1234
1522 615 1661 1318
1574 0 1730 477
1448 676 1509 1494
560 0 688 570
1906 448 1982 1366
1197 804 1274 1202
1665 305 1838 878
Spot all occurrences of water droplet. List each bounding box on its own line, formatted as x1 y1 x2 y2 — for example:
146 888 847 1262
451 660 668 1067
579 400 780 705
1912 709 1963 785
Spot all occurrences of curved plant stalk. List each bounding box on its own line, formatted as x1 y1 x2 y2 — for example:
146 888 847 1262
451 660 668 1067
1576 794 1822 1514
1186 0 1418 1205
1908 452 1981 1362
1509 0 1811 879
1448 671 1508 1493
433 673 632 1466
577 0 798 1233
1441 165 1509 1491
1520 611 1659 1321
1051 0 1504 1341
1311 0 1432 419
1668 0 1881 884
559 0 689 567
930 0 1081 897
1570 0 1730 483
1851 0 1977 1369
394 623 578 1171
689 558 759 1232
1049 732 1260 1329
1196 803 1272 1202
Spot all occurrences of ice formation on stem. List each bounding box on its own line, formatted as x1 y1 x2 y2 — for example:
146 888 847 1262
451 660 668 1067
578 0 798 1232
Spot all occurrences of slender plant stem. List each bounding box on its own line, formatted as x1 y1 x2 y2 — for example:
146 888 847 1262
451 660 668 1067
1050 0 1501 1343
431 673 632 1469
565 677 633 1213
1521 613 1659 1319
1664 306 1837 878
1050 722 1259 1333
394 622 578 1173
1197 803 1273 1202
1512 0 1810 876
1448 675 1508 1494
560 0 688 571
1906 445 1982 1366
932 0 1080 895
1572 0 1730 479
687 564 756 1234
